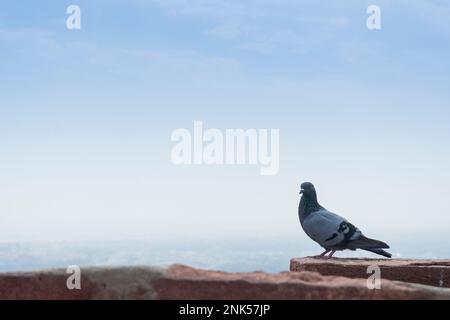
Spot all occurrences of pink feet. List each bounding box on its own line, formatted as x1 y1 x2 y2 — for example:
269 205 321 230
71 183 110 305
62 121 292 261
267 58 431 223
311 250 336 260
313 255 329 260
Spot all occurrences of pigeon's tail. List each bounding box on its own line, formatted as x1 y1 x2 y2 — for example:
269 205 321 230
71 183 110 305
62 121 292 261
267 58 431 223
348 235 392 258
362 248 392 258
348 235 390 250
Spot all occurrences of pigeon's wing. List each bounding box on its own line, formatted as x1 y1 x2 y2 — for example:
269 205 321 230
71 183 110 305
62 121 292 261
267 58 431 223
302 209 362 248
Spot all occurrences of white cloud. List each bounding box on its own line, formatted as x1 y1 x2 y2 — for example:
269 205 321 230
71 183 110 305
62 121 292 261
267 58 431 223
150 0 353 55
0 26 242 80
208 20 246 40
296 15 351 27
403 0 450 32
338 41 387 65
151 0 270 18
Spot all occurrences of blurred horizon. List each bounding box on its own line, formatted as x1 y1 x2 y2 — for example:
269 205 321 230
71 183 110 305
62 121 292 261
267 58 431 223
2 234 450 273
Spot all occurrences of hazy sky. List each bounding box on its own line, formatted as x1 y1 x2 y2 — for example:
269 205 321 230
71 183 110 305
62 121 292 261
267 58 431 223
1 0 450 244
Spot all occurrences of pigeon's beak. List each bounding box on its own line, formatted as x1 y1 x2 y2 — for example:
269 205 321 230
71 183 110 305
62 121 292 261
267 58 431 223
299 189 304 195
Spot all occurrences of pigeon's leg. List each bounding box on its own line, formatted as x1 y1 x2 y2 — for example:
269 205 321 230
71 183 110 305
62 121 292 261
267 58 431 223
313 250 331 259
326 250 337 259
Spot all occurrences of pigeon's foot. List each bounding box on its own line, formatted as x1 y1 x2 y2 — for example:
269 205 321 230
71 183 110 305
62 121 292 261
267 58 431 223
309 255 327 260
309 250 337 260
310 250 332 259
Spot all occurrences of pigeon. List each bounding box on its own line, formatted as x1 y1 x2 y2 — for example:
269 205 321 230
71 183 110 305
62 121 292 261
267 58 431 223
298 182 392 259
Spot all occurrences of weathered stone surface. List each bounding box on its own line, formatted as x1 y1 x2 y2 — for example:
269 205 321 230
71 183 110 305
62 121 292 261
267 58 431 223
290 258 450 288
155 265 450 300
0 266 166 300
1 263 450 300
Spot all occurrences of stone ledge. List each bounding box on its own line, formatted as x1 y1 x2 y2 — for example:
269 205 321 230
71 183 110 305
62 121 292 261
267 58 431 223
1 263 450 300
290 258 450 288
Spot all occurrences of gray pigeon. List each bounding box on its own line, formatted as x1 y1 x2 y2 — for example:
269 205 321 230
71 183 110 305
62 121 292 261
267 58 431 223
298 182 392 259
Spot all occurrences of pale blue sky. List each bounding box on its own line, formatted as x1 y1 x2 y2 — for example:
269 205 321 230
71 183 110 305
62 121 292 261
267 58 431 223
1 1 450 249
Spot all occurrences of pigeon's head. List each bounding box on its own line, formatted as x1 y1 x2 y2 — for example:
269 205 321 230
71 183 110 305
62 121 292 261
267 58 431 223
299 182 317 199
